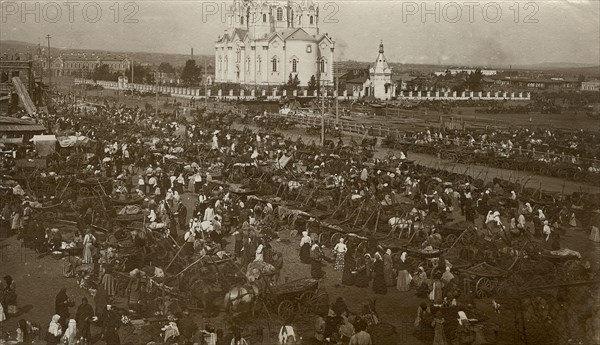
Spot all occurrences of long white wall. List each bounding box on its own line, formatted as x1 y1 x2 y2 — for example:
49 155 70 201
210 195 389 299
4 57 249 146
74 79 531 101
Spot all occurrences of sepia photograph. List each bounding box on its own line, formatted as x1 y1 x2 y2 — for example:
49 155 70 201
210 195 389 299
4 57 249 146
0 0 599 344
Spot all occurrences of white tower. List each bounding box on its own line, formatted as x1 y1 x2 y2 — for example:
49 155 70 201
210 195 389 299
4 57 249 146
369 41 395 100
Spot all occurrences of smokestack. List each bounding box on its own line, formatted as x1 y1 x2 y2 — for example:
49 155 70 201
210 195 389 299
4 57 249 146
191 48 194 60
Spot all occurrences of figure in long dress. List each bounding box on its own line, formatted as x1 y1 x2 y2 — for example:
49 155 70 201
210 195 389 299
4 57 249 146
82 229 96 264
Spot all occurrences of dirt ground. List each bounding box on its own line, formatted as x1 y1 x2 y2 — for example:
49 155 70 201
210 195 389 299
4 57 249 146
11 83 591 344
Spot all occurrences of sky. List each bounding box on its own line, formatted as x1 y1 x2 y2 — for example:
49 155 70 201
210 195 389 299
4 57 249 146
1 0 599 66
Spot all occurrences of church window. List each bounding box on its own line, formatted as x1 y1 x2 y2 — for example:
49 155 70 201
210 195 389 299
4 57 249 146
246 58 250 72
320 59 326 73
236 50 241 62
299 15 302 25
263 13 267 22
241 16 244 24
224 57 228 71
272 57 278 72
292 59 297 73
277 7 283 21
257 57 261 72
309 15 314 24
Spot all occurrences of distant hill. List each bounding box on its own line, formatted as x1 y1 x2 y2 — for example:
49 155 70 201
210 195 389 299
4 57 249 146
2 40 598 77
0 40 214 68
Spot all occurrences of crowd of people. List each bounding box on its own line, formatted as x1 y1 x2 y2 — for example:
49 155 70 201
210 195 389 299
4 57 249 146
0 88 598 345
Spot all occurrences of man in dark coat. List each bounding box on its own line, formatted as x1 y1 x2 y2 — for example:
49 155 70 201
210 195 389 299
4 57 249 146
76 297 94 342
55 288 71 328
102 305 121 345
177 310 198 344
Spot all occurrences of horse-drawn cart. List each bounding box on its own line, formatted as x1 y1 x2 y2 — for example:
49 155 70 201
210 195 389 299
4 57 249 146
457 262 508 298
264 277 329 322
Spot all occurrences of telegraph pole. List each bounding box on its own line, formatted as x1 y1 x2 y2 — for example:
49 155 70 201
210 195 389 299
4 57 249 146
204 58 208 107
131 59 134 83
335 61 339 125
320 82 326 146
155 71 159 117
46 34 52 88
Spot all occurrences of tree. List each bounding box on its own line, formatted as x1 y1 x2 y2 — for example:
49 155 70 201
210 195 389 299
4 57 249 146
124 63 155 84
307 75 318 94
180 59 201 86
464 68 484 92
159 62 176 74
284 73 300 92
92 64 114 82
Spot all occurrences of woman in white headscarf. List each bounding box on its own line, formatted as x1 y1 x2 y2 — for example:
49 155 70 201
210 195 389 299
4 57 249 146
517 213 527 233
543 220 552 241
255 243 264 262
61 319 78 345
148 209 157 223
485 210 494 224
538 209 546 222
46 314 63 345
299 231 312 264
396 252 412 292
383 249 395 287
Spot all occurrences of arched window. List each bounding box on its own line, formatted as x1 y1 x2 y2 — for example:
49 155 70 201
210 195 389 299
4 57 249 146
276 7 283 21
272 57 278 72
320 59 326 73
241 16 244 24
292 59 298 73
309 15 314 24
218 57 222 71
246 57 251 72
236 50 241 63
257 57 261 72
263 13 267 22
299 15 302 25
224 57 228 71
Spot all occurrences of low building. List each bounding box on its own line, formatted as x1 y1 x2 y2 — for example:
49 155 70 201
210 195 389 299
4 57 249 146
442 68 497 76
40 54 130 77
0 116 46 143
581 80 600 92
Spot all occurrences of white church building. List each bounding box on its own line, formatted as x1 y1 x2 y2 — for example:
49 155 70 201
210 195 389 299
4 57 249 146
214 0 335 87
362 41 395 100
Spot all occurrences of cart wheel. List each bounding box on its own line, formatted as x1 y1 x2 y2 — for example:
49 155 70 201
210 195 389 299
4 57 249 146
79 187 91 197
330 233 342 247
460 230 478 246
317 233 327 247
298 291 316 314
444 234 457 247
277 300 297 322
475 277 494 298
354 241 367 258
496 279 518 300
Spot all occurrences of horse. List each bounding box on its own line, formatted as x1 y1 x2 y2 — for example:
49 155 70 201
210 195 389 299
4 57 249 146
223 277 269 318
388 217 413 239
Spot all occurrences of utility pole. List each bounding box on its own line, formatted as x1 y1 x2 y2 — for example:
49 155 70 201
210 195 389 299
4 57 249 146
46 34 52 88
155 71 159 117
335 61 339 125
204 58 207 107
131 59 134 83
321 82 326 146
